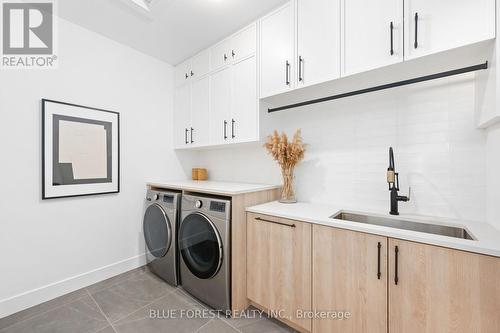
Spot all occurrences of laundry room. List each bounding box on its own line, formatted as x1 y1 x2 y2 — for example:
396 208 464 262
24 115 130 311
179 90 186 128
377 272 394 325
1 0 500 333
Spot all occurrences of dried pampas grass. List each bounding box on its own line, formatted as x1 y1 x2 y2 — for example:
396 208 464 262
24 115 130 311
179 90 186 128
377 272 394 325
264 129 305 168
264 129 306 203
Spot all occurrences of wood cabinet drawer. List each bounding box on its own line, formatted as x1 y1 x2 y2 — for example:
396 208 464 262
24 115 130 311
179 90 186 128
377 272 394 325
247 212 312 332
388 239 500 333
313 225 387 333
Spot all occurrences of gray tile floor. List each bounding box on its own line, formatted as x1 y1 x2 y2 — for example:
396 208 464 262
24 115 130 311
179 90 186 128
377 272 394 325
0 266 297 333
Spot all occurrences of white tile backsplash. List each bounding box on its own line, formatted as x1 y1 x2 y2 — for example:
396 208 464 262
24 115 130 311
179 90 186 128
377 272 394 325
197 73 486 222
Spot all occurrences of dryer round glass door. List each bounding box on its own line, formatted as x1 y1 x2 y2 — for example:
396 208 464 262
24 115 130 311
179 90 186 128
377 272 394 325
179 213 223 279
143 204 172 258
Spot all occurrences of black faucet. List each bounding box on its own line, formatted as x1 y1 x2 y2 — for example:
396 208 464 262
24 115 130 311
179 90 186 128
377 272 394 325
387 147 410 215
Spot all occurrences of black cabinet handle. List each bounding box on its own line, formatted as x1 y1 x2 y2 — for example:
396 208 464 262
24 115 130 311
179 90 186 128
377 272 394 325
223 120 227 139
190 127 194 143
184 128 189 144
394 245 399 285
231 119 235 138
390 22 394 56
285 60 290 85
185 73 188 79
377 242 382 279
190 70 194 77
298 56 303 82
224 53 228 61
414 13 419 49
232 50 235 58
255 217 296 228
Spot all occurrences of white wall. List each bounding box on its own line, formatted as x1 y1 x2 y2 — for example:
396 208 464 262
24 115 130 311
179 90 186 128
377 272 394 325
486 125 500 231
197 73 486 222
0 19 191 317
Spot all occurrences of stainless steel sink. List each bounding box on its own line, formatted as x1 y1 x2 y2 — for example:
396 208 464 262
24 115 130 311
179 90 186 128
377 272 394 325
331 212 476 240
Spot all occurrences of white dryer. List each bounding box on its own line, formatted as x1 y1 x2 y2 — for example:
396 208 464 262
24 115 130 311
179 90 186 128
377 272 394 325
143 189 181 286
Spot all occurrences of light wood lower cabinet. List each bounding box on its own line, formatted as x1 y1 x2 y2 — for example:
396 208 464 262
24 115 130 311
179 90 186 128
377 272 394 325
312 225 387 333
388 239 500 333
247 213 312 332
247 213 500 333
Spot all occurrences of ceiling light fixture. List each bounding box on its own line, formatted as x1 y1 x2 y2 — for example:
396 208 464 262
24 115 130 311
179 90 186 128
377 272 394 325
129 0 151 11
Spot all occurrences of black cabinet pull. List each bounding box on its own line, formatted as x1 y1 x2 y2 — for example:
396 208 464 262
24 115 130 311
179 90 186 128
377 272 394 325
255 217 296 228
232 50 235 58
190 127 194 143
298 56 304 82
190 70 194 77
285 60 290 85
223 120 227 139
377 242 382 279
390 22 394 56
224 53 228 61
185 73 188 79
394 245 399 285
231 119 235 138
184 128 189 144
414 13 419 49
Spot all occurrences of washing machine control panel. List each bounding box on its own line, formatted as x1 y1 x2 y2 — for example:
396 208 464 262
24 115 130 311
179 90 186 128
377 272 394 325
210 201 226 213
195 200 203 208
163 195 174 203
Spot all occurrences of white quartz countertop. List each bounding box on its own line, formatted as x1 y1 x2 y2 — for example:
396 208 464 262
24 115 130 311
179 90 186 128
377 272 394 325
147 180 280 196
247 201 500 258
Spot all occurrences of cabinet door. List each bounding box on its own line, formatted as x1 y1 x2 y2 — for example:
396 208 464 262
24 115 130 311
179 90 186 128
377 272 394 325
342 0 403 76
209 67 231 145
297 0 341 87
247 213 312 332
191 49 210 79
404 0 495 60
173 84 191 148
260 3 295 98
210 38 231 71
313 225 387 333
231 23 257 62
389 239 500 333
175 59 191 87
231 56 257 143
190 76 210 147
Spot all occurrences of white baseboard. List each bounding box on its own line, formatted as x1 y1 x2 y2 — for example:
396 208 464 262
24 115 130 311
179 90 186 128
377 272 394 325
0 254 147 318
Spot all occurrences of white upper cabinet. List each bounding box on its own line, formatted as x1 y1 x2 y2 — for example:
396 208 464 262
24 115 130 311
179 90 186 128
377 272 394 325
190 76 210 147
260 3 295 98
404 0 495 60
175 59 191 87
173 84 191 148
342 0 403 76
210 39 231 71
174 22 259 149
297 0 341 87
232 56 258 143
231 23 257 62
175 0 496 148
209 67 232 145
175 50 209 87
191 49 210 79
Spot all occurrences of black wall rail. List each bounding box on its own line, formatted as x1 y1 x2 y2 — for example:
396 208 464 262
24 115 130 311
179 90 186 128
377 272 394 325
268 61 488 113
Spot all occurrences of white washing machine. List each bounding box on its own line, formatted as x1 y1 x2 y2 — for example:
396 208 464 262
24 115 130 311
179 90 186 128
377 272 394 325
179 194 231 311
143 189 181 286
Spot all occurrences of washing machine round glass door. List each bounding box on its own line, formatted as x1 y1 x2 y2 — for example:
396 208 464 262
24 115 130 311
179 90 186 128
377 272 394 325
179 212 223 279
143 204 172 258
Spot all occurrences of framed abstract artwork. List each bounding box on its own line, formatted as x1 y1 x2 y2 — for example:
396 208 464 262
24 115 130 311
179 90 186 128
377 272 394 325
42 99 120 199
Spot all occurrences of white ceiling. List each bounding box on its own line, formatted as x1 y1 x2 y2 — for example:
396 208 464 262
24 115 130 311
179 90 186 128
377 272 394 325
58 0 287 65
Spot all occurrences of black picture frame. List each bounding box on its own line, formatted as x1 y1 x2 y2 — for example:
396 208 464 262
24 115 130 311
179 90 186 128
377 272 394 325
42 99 120 199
